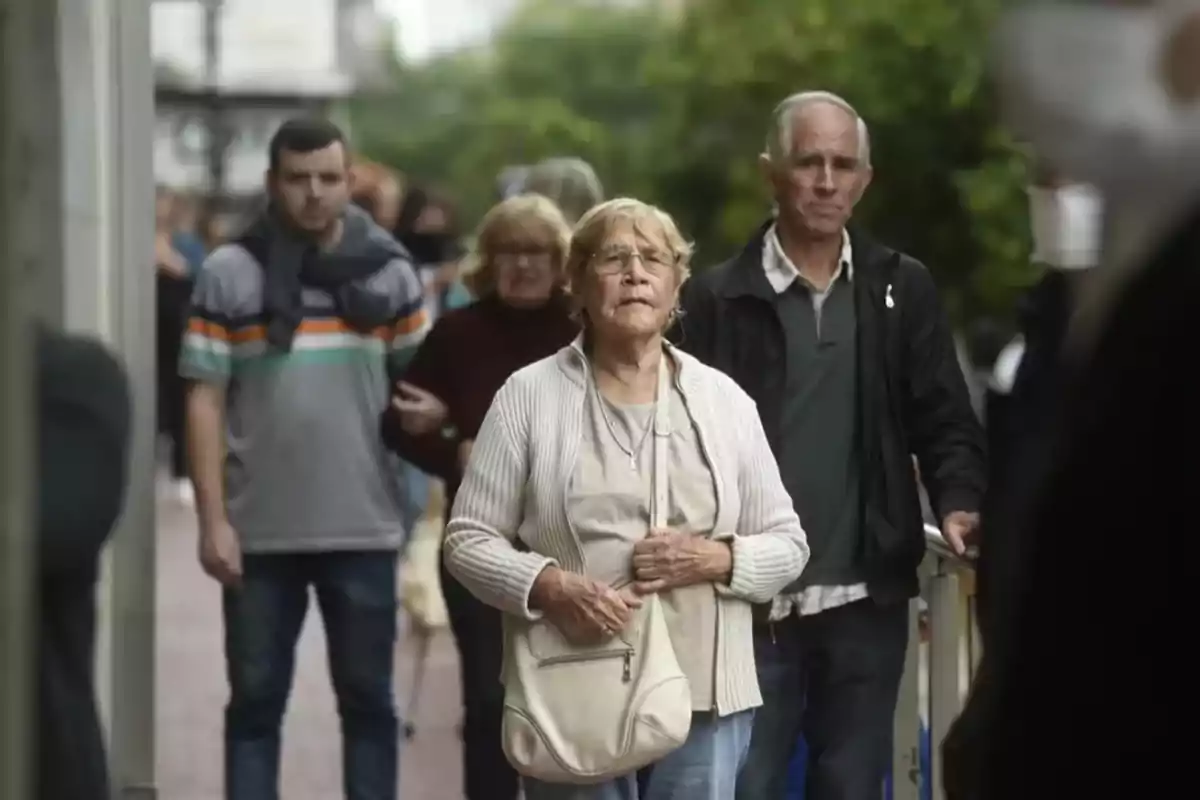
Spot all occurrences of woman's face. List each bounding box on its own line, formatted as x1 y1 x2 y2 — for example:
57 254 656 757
414 204 448 234
491 222 560 308
583 219 679 342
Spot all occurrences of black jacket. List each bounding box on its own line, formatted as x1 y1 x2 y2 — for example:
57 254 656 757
36 326 131 800
671 224 986 601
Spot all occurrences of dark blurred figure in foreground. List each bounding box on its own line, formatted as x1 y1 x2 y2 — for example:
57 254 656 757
942 163 1102 798
975 164 1102 644
946 2 1194 797
36 325 131 800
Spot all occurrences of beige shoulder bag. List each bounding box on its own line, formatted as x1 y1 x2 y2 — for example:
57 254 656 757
500 353 693 784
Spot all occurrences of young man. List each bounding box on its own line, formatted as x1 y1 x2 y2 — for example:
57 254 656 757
673 91 986 800
181 117 428 800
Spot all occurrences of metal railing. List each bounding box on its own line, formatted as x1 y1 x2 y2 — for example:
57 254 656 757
891 524 981 800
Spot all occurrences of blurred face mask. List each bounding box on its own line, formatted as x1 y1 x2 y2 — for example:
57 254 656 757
1028 183 1103 270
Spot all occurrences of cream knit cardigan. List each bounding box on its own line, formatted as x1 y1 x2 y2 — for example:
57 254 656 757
444 337 809 715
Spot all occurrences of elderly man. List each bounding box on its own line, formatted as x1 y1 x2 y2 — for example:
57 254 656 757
673 91 987 800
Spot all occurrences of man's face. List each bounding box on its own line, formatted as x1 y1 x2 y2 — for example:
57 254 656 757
764 101 872 238
267 142 351 235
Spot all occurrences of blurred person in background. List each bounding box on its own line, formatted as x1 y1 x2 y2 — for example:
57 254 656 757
169 191 210 271
441 197 809 799
181 117 428 800
155 186 206 503
672 91 986 800
496 164 532 201
36 324 131 800
393 184 470 317
523 156 605 225
349 159 432 540
381 193 579 800
351 159 404 232
943 3 1197 797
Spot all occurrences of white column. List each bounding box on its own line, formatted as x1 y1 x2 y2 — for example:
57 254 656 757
59 0 118 338
104 1 159 796
0 2 62 798
55 0 158 795
58 0 122 751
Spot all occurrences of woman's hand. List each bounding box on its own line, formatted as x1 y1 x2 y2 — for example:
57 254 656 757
632 528 732 594
530 566 643 645
390 381 449 435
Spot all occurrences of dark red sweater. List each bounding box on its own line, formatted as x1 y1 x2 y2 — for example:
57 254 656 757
381 293 578 508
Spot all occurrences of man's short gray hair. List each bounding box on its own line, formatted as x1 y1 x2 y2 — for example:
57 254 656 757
765 91 872 167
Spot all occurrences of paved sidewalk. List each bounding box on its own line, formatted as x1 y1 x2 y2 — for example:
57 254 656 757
155 493 464 799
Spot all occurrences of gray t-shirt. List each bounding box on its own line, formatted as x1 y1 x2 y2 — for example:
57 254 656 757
179 219 429 553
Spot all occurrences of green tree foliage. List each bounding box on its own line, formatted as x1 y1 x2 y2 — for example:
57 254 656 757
352 0 1035 322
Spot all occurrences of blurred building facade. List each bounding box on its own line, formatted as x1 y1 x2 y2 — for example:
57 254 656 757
152 0 394 210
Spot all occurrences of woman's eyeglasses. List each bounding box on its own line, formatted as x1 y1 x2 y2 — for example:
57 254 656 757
492 244 554 265
592 248 676 275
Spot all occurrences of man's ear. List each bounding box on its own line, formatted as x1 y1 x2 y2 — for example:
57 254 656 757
758 152 775 185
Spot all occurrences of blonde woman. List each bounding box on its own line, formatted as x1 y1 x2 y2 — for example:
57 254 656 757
382 192 578 800
444 198 810 799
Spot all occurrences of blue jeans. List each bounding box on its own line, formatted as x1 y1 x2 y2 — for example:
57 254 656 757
523 710 755 800
397 459 429 535
223 551 400 800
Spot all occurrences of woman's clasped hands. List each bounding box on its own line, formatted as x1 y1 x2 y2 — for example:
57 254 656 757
631 528 733 594
530 529 733 645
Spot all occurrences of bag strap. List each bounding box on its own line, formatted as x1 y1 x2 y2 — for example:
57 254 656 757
651 350 671 530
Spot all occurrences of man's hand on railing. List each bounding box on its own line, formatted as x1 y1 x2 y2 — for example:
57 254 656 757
924 523 978 565
941 510 980 557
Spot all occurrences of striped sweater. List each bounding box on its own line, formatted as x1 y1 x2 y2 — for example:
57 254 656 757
444 338 810 715
179 210 429 552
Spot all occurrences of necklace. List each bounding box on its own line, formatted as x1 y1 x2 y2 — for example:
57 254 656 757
592 376 657 471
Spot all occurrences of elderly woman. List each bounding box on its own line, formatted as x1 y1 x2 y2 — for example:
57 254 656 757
381 192 578 800
444 198 810 799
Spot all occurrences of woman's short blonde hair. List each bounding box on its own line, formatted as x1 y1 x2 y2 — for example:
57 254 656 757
565 198 693 323
461 193 573 297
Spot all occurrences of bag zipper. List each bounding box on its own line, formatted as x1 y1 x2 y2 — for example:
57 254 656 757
540 647 635 684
